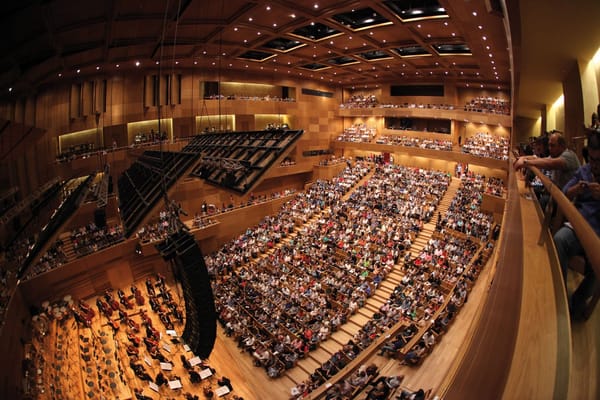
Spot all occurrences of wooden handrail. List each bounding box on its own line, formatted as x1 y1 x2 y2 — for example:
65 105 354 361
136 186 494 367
527 165 600 278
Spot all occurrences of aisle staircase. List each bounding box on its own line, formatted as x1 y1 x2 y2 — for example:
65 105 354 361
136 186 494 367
284 177 462 385
59 232 77 263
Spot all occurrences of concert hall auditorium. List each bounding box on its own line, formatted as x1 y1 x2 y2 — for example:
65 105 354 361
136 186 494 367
1 1 599 399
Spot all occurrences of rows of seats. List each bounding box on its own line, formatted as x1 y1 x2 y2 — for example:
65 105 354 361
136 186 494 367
461 132 509 160
209 163 451 383
438 173 496 240
293 173 495 398
374 136 453 151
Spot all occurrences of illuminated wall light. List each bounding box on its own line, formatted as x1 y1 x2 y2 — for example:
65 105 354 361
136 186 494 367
234 27 238 31
135 61 140 67
452 32 456 36
592 46 600 65
266 5 271 10
116 64 120 68
478 25 483 29
194 61 198 65
76 69 81 73
96 66 100 70
156 61 160 65
248 17 253 21
273 23 277 27
473 11 478 16
8 87 12 92
291 13 296 18
58 73 62 77
444 22 448 26
313 3 319 8
417 24 421 28
482 36 487 40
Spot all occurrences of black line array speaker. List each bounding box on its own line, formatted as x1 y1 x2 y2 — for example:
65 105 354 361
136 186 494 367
94 207 107 228
156 230 216 359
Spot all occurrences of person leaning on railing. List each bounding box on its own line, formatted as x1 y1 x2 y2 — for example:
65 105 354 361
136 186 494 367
553 132 600 319
514 131 581 211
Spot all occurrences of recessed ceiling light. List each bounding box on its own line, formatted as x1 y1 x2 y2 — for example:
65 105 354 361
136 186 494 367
452 32 456 36
473 11 478 16
8 87 12 92
116 64 119 68
266 5 271 10
76 69 81 73
273 23 277 27
417 24 421 28
156 61 159 65
248 17 253 21
482 36 487 40
96 66 100 70
58 73 62 77
478 25 483 29
135 61 140 67
234 27 238 31
194 61 197 65
313 3 319 9
290 13 296 18
444 22 448 26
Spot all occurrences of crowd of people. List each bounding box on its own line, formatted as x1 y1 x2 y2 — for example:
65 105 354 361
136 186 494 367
71 223 124 257
461 132 510 160
438 173 496 241
339 96 510 116
375 136 453 151
463 96 510 115
205 162 454 388
203 94 296 102
337 124 378 143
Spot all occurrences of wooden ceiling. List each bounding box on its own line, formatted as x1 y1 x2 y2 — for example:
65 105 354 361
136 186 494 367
2 0 509 99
